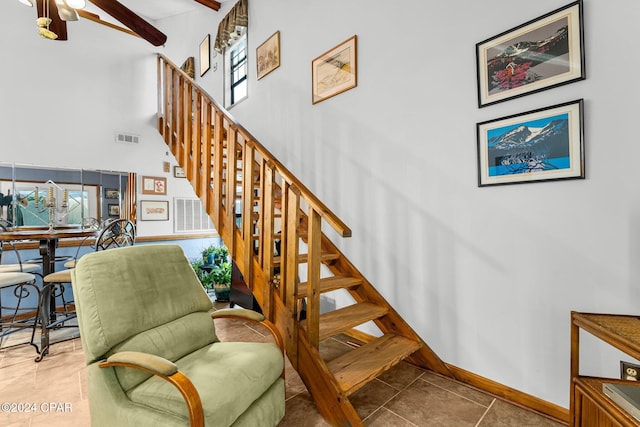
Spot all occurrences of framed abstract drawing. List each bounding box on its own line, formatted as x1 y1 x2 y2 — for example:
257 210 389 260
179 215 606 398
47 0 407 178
312 35 357 104
140 200 169 221
476 99 584 186
476 0 585 107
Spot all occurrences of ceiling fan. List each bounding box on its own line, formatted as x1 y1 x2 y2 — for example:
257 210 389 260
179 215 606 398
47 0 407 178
19 0 221 46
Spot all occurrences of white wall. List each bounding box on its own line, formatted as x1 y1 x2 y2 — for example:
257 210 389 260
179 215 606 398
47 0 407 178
3 0 639 410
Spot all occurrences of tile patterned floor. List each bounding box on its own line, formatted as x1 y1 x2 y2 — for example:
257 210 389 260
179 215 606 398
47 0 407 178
0 312 566 426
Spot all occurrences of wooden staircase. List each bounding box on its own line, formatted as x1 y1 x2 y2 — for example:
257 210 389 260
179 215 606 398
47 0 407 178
156 54 456 426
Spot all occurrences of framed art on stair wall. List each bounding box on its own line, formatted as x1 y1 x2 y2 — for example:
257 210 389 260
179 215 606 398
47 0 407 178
311 35 357 104
476 99 584 187
476 0 585 107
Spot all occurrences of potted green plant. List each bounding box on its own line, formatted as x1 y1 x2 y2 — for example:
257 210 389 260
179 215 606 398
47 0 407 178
210 260 232 302
191 259 214 291
201 245 217 265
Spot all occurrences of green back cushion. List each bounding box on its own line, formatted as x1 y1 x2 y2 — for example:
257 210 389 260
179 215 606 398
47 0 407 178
71 244 216 367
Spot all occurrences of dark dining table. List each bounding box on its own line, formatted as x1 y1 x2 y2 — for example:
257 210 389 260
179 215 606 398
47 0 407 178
0 227 96 360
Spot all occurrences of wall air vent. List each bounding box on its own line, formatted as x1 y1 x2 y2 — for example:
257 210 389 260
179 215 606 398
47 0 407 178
115 132 140 144
174 197 216 233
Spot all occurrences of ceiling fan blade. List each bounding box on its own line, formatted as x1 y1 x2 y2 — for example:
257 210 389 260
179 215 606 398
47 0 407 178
77 9 141 39
87 0 167 46
57 2 79 21
35 0 68 40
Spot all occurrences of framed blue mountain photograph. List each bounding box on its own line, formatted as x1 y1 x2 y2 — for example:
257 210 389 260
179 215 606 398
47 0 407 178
476 99 584 186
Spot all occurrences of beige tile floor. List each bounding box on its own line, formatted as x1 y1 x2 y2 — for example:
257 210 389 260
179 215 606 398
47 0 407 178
0 311 566 427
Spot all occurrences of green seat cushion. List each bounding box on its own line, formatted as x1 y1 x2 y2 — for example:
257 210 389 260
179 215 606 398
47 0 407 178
112 312 217 391
126 341 284 426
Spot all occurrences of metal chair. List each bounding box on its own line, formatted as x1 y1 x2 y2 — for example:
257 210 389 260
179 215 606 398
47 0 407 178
0 220 40 274
63 218 135 269
38 219 136 360
0 272 40 351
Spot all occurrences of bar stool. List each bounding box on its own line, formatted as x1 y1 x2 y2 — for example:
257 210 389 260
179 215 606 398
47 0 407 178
0 222 40 274
0 272 40 351
38 219 135 360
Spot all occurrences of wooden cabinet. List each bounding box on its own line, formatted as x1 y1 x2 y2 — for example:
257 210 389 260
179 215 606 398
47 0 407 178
571 312 640 426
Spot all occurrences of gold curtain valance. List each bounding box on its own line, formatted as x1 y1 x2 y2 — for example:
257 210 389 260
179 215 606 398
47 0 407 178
214 0 248 53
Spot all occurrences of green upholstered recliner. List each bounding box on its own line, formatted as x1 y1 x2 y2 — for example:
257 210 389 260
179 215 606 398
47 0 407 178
71 244 285 427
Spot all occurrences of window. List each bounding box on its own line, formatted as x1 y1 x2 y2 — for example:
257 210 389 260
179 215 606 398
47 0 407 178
225 34 248 108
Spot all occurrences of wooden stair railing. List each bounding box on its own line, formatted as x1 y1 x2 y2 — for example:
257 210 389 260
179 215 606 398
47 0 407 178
157 54 455 426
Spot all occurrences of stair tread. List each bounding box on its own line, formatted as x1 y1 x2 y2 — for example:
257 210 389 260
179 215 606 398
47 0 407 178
273 252 340 265
327 334 422 396
304 303 388 341
296 276 363 298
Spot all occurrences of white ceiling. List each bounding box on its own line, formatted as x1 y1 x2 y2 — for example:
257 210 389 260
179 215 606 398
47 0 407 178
117 0 200 21
84 0 230 22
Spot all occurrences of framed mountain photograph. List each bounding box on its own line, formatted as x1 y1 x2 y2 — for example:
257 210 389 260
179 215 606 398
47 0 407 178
476 0 585 107
476 99 584 186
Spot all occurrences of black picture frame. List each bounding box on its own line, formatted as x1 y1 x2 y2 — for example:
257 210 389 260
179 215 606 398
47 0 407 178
476 0 585 107
108 204 120 216
104 189 119 199
199 34 211 77
476 99 584 186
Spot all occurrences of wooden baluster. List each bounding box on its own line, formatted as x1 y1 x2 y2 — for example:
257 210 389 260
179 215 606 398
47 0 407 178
188 92 201 183
179 81 189 166
261 161 277 319
284 185 300 367
175 75 185 159
199 101 212 208
224 128 238 252
210 111 224 228
156 57 163 134
255 157 266 265
306 208 321 349
241 142 256 283
171 71 180 153
163 61 171 144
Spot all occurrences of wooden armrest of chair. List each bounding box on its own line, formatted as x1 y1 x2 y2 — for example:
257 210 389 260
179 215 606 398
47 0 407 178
211 308 264 322
211 309 285 368
99 351 204 427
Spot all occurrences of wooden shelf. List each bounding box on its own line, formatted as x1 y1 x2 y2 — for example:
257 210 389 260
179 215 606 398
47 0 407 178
571 312 640 426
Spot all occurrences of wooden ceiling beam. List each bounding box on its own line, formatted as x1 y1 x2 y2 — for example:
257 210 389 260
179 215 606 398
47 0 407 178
87 0 167 46
35 0 68 41
77 9 141 39
193 0 221 12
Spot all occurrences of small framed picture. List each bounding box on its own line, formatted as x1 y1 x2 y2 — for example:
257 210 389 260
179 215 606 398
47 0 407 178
141 176 167 195
140 200 169 221
476 99 584 186
312 35 357 104
105 189 119 199
174 166 186 178
199 34 211 77
257 31 280 80
476 0 585 107
108 204 120 216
